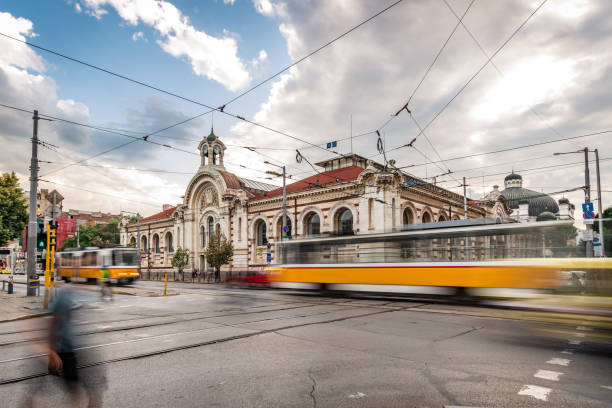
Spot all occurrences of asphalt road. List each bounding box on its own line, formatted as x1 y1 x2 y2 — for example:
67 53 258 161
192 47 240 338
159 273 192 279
1 281 611 407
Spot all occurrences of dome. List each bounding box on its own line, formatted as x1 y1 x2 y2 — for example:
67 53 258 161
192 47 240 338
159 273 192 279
504 173 522 182
206 129 217 143
536 211 557 221
500 185 560 217
559 197 570 205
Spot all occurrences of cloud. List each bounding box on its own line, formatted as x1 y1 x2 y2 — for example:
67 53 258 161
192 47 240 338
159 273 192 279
131 31 146 41
228 0 612 214
258 49 267 61
223 0 236 5
75 2 82 13
81 0 251 91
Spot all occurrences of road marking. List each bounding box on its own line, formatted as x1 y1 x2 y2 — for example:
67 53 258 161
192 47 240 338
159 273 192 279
561 350 573 355
576 326 593 331
518 385 551 401
348 392 366 399
98 325 112 329
547 358 571 366
119 305 132 308
601 386 612 391
569 339 582 345
534 370 564 381
574 332 586 338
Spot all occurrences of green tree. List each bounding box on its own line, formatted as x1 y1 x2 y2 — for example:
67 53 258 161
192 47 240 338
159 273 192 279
61 218 120 250
205 230 233 282
171 247 190 279
0 172 28 246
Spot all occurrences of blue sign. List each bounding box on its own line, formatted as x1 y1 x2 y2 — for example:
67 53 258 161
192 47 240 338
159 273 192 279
326 141 337 149
582 203 594 212
266 242 271 250
283 225 289 233
584 210 595 219
266 253 272 263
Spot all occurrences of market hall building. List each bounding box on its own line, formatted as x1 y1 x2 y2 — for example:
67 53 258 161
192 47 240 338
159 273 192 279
120 130 511 275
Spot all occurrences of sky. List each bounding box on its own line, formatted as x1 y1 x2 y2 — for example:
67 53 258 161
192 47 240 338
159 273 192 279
0 0 611 220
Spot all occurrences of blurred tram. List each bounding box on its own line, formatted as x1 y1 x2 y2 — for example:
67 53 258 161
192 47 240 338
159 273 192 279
267 219 612 296
56 247 140 284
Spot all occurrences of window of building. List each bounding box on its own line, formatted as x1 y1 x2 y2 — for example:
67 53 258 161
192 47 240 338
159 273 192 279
208 217 214 241
392 198 396 228
154 234 160 253
368 198 374 229
422 212 432 223
338 209 353 236
141 236 148 253
238 217 242 241
305 213 320 236
201 226 206 247
403 208 414 225
166 233 173 253
256 220 267 246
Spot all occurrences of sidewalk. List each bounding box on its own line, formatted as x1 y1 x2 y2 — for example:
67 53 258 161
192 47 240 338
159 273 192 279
0 292 51 322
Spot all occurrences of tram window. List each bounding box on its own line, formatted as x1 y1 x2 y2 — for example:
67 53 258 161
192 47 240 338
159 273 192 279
112 250 138 266
81 252 97 266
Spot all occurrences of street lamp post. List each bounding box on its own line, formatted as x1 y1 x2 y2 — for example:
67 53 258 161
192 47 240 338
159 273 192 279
553 148 593 257
265 162 287 264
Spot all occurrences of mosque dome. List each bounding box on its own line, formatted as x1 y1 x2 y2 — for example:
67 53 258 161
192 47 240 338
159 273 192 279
536 211 557 222
500 172 560 217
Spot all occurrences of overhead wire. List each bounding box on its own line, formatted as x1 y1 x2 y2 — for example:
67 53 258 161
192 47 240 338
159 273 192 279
382 0 550 156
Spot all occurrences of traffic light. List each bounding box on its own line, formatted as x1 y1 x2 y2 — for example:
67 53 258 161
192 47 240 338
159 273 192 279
36 219 45 251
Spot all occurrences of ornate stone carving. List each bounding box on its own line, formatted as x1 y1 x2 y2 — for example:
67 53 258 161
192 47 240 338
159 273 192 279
200 185 219 208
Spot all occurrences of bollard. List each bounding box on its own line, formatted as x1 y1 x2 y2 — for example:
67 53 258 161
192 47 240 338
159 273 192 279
164 273 167 296
7 276 13 294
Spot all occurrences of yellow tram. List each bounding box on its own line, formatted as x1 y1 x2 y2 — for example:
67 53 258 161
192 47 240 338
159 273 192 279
56 247 140 284
267 220 612 296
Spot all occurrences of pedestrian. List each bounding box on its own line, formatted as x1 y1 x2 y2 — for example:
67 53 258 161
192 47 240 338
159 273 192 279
99 265 112 301
23 283 106 407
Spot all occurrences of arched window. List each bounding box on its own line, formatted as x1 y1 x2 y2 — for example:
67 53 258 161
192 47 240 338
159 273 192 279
177 226 181 247
422 212 432 223
403 208 414 225
208 217 214 240
238 217 242 241
305 213 320 236
256 220 267 246
141 236 148 253
201 226 206 247
166 233 173 253
438 213 447 222
154 234 160 253
277 216 292 239
213 145 221 165
392 198 396 228
337 209 354 236
129 236 136 247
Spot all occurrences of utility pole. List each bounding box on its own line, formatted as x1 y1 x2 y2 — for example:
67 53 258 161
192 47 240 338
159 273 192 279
462 177 469 261
137 213 141 275
595 148 605 256
76 223 80 247
265 162 288 264
584 147 594 258
26 110 40 296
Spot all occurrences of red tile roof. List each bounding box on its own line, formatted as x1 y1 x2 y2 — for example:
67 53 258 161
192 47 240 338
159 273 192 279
140 206 176 223
253 165 364 199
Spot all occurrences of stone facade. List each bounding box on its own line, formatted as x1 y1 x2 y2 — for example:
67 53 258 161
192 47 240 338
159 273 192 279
121 130 509 275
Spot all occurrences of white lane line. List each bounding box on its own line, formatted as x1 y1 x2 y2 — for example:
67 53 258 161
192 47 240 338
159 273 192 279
577 326 593 331
534 370 564 381
547 358 571 366
561 350 574 355
119 305 132 308
601 386 612 391
569 339 582 345
98 325 112 329
348 392 366 399
518 385 551 401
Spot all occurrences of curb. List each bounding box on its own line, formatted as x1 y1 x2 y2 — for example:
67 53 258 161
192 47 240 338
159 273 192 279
0 301 82 324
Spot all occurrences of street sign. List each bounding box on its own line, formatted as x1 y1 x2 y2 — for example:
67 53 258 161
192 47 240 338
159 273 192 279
583 210 595 219
283 225 289 233
266 242 271 250
266 253 272 264
582 202 594 212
